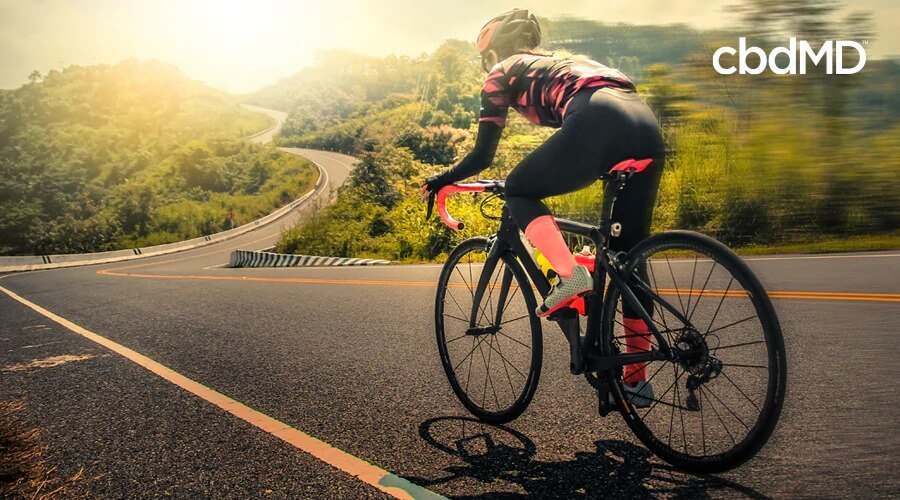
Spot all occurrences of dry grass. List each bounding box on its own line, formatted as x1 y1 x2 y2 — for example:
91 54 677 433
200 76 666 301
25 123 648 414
0 400 89 499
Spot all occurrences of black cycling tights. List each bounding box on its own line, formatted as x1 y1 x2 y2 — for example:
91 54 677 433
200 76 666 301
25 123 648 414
505 87 666 318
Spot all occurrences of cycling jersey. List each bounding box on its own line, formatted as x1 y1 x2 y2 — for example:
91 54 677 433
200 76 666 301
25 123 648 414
441 53 637 186
480 52 636 128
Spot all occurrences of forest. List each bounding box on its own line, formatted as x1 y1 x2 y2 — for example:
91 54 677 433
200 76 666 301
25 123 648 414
256 4 898 261
0 60 317 255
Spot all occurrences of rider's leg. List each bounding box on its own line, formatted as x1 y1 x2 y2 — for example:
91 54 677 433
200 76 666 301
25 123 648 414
506 161 595 277
605 156 664 383
505 98 610 277
505 125 605 315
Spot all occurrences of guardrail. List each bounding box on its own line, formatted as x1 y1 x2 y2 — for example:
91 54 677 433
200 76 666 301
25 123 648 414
0 160 325 273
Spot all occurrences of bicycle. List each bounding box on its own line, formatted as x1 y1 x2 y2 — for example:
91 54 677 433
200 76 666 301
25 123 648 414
426 159 787 473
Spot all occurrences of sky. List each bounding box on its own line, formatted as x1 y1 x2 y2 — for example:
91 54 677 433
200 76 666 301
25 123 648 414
1 0 897 93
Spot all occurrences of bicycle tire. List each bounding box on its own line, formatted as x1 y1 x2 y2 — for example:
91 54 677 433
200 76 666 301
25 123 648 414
602 230 786 473
435 237 543 424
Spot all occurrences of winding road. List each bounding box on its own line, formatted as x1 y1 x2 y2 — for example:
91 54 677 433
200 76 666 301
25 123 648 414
1 114 898 497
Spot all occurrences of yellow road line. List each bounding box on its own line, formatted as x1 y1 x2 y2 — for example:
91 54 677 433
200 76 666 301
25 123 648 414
96 269 900 303
0 285 442 500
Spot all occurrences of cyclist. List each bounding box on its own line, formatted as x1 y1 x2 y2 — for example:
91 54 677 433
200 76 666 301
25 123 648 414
421 9 665 404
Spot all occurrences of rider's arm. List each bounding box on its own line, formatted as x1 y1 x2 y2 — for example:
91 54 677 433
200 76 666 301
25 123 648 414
441 121 502 183
438 66 510 183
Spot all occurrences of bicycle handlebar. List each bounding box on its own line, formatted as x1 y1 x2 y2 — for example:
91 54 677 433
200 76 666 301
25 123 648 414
425 160 653 231
435 183 487 231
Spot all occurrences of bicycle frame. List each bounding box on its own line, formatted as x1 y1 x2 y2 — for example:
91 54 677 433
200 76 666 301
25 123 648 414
466 174 692 379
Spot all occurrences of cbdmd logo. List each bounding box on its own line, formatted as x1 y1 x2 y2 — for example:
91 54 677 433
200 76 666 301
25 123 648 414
713 37 867 75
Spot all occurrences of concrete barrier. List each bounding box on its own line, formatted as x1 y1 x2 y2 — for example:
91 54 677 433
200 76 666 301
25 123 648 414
229 250 390 268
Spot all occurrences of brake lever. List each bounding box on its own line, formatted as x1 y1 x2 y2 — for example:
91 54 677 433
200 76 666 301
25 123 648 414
426 192 435 220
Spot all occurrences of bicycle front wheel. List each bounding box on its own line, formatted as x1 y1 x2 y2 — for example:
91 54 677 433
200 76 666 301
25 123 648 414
602 230 786 473
435 237 542 424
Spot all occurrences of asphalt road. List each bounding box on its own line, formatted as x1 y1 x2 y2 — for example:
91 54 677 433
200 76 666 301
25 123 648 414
1 145 898 498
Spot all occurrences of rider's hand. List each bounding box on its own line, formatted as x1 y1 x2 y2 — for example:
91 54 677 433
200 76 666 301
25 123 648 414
420 173 452 202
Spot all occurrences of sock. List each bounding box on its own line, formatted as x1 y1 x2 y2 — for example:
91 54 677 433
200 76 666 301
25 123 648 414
524 215 576 278
623 317 651 384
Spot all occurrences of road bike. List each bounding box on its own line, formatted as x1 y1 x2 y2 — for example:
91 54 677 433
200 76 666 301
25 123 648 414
427 160 786 473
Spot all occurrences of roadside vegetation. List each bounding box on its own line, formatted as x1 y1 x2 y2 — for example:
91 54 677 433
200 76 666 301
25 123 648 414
0 60 317 255
266 1 898 261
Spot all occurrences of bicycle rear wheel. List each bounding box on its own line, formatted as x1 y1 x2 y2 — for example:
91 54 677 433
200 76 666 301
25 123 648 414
435 237 542 424
602 230 786 473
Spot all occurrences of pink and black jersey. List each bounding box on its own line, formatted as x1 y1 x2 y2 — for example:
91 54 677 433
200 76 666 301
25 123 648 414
480 53 636 128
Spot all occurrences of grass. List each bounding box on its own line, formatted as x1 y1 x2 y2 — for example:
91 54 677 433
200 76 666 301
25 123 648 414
0 400 90 499
731 233 900 256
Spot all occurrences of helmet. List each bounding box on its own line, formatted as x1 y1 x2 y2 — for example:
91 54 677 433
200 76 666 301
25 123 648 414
475 9 541 55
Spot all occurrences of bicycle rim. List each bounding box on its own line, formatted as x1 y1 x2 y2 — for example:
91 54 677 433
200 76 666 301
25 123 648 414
602 230 786 473
435 237 543 424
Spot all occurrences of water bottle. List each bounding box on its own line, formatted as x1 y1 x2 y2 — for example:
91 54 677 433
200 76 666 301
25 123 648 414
574 245 595 272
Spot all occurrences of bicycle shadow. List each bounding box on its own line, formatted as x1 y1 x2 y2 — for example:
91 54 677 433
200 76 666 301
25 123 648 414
405 416 767 499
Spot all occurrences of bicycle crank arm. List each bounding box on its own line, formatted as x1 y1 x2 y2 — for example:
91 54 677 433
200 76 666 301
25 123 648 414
550 308 585 374
584 350 663 373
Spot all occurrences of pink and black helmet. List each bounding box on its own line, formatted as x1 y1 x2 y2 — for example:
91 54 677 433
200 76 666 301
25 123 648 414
476 9 542 55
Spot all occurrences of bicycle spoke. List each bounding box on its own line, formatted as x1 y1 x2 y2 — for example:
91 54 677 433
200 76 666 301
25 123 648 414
720 369 760 411
500 283 521 320
712 340 766 353
701 386 737 445
685 256 698 319
453 334 489 373
700 386 707 455
442 313 469 324
498 331 531 350
484 261 504 324
721 362 768 369
675 365 689 454
487 336 528 380
705 314 758 336
668 364 677 449
490 336 523 399
613 317 662 350
454 266 491 326
476 337 490 409
464 337 476 396
688 261 717 322
648 261 672 332
704 384 750 430
485 336 502 410
444 289 469 322
704 277 735 335
643 367 685 420
665 255 687 316
444 334 468 344
500 314 530 326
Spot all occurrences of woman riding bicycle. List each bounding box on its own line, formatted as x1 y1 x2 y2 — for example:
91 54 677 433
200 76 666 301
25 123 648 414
421 9 666 402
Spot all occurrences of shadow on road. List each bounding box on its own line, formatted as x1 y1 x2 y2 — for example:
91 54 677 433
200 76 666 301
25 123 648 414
405 416 767 499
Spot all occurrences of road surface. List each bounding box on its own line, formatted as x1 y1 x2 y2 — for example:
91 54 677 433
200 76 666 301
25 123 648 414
1 145 898 497
243 104 289 145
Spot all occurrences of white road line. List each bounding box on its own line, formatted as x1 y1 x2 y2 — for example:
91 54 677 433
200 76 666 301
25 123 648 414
0 284 442 500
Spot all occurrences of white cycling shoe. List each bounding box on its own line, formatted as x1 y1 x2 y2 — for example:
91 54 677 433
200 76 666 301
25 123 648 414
536 265 593 317
612 381 655 408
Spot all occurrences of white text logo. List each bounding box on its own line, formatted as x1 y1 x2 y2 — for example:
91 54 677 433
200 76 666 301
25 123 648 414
713 37 867 75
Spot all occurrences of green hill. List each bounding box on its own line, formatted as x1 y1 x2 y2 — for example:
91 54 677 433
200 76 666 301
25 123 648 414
0 60 317 255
